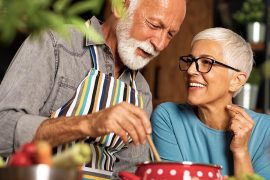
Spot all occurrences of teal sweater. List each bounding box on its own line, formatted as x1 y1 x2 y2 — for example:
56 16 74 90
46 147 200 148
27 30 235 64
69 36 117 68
151 102 270 178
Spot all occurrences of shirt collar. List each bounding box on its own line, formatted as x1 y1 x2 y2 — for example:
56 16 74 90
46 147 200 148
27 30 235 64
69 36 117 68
85 16 105 46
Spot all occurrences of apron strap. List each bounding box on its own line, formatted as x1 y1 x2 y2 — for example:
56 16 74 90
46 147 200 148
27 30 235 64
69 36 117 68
130 70 138 90
89 45 99 70
89 44 138 90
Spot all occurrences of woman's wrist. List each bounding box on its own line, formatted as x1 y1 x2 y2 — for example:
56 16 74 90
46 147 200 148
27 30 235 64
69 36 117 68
232 149 254 176
232 149 249 159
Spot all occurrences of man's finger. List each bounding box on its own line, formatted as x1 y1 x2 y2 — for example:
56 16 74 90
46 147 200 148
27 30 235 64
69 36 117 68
113 122 129 144
116 115 141 145
124 103 152 134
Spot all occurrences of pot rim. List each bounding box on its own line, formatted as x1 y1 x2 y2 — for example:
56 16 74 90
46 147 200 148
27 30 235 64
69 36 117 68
137 161 222 169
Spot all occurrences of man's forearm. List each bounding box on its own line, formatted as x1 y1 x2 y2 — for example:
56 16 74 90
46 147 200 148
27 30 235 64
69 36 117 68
33 116 90 147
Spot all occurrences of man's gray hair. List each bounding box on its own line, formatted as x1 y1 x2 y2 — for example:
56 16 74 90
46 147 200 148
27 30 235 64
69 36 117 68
126 0 140 16
191 27 254 96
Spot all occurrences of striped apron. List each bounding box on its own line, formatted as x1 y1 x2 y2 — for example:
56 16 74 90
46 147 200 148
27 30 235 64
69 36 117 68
51 45 144 179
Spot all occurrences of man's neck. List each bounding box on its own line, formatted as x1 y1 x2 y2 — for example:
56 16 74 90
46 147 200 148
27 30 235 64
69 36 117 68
101 17 125 78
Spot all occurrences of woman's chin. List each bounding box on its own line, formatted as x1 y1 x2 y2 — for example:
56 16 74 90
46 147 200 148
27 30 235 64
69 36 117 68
186 97 205 106
186 99 197 106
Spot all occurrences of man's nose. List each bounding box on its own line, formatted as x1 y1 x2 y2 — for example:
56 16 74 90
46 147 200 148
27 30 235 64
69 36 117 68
150 32 169 52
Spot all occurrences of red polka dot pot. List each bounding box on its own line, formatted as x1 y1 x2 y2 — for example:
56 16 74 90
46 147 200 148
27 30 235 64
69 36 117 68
119 161 223 180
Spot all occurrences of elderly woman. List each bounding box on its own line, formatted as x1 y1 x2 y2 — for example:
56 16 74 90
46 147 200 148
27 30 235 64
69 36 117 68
151 27 270 178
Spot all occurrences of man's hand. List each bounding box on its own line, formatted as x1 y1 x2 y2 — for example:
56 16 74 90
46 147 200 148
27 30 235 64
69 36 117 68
82 102 152 145
226 104 254 155
34 102 151 147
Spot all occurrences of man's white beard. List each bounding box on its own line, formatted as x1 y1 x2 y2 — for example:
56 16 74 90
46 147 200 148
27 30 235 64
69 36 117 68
116 14 159 70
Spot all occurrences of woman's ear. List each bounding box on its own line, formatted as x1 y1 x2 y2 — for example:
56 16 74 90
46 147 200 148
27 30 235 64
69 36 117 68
229 72 247 92
112 0 130 18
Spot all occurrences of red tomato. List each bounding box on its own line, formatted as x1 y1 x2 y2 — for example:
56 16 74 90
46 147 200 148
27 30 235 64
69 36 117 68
9 152 32 167
21 142 37 162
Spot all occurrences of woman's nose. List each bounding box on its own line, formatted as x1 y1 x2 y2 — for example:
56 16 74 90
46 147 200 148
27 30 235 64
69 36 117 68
187 61 199 74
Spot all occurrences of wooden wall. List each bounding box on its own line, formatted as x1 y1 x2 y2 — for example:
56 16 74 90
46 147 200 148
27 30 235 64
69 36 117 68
141 0 214 107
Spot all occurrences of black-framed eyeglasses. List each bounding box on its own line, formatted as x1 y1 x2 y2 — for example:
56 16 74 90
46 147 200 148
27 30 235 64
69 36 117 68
178 55 241 73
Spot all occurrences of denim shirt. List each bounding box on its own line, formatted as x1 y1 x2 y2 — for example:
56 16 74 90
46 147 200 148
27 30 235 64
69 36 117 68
0 17 152 175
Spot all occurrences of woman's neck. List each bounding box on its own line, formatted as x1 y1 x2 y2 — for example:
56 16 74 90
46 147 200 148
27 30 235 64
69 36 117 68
196 104 231 130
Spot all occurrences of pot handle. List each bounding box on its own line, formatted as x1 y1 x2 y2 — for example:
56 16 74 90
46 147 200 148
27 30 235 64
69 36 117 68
118 171 141 180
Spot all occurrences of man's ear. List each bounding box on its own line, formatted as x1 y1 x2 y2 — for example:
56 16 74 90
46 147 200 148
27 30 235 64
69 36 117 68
229 72 247 93
112 0 130 18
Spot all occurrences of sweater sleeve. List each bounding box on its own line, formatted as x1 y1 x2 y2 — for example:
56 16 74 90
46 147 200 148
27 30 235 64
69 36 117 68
151 103 182 162
253 122 270 179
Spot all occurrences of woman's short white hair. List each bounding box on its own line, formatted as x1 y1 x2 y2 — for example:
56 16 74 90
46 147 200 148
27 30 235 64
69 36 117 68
191 27 254 96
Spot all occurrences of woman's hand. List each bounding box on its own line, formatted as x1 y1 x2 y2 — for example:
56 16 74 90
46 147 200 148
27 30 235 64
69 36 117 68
226 104 254 176
226 104 254 155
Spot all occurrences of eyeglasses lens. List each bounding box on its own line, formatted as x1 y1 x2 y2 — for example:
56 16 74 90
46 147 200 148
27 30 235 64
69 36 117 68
180 56 213 73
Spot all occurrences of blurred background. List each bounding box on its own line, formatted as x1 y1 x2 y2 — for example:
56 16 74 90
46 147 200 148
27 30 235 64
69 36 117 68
1 0 270 113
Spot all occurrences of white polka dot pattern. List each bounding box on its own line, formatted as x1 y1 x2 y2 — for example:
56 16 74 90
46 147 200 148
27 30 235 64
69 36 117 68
157 169 163 175
146 168 152 175
183 170 191 180
197 171 203 177
184 170 190 175
208 172 213 178
170 169 177 176
131 162 222 180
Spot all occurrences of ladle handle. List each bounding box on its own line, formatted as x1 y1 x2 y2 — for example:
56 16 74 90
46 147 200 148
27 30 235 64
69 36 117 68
146 135 161 162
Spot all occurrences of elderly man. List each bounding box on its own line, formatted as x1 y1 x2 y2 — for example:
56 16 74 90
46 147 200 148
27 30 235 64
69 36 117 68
0 0 186 179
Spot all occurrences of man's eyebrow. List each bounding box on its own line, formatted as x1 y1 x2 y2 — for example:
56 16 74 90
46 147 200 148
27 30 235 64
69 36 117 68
147 17 178 33
146 17 164 27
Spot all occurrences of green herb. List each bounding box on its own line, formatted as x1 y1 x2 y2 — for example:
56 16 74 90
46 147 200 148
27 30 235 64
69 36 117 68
0 156 4 168
247 68 262 85
233 0 265 24
111 0 127 19
261 60 270 78
0 0 125 44
52 143 92 169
